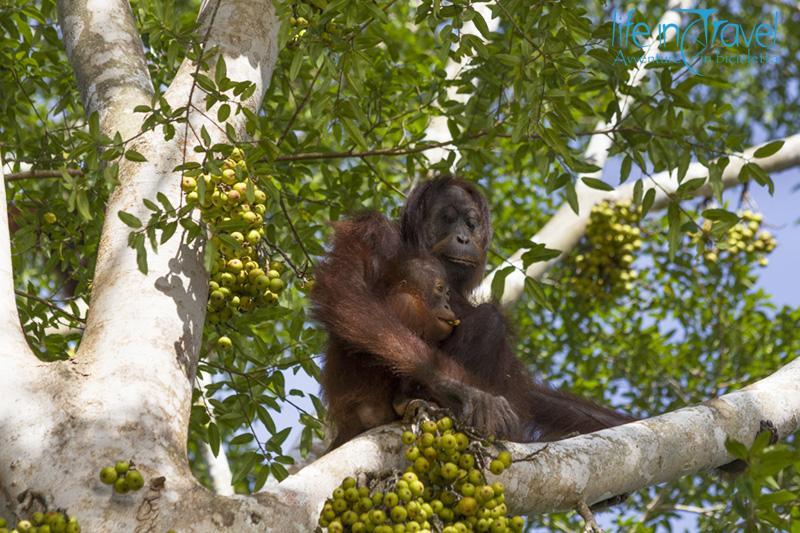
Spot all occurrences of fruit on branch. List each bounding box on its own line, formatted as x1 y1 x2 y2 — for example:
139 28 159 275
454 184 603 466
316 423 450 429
692 210 777 267
181 149 288 327
98 460 144 495
0 510 81 532
568 199 642 303
318 415 524 532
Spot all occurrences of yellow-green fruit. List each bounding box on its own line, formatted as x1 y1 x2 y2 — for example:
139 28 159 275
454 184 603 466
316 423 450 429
440 434 457 450
181 176 197 192
441 462 458 480
413 457 430 473
402 431 415 445
421 420 437 433
383 492 399 507
370 509 386 524
217 336 233 349
390 506 407 523
246 230 261 244
476 485 494 502
221 168 236 184
332 498 347 513
489 459 505 475
497 451 512 468
114 477 130 494
17 521 32 532
269 278 285 292
255 275 270 290
115 461 130 475
32 513 44 525
100 466 118 484
227 259 243 273
254 189 267 203
43 212 57 224
344 487 359 503
127 469 145 491
458 454 474 469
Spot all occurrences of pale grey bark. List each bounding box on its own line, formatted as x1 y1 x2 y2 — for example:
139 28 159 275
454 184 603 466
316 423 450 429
57 0 153 138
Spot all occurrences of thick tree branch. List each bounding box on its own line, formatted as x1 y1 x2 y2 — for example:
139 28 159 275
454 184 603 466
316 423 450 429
57 0 153 138
0 152 36 361
76 0 279 437
0 3 280 529
287 357 799 524
475 133 800 304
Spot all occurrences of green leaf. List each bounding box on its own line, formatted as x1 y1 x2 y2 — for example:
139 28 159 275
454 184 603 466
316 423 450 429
124 149 147 162
725 438 749 460
76 191 92 221
753 140 784 159
270 462 289 482
666 202 681 261
341 117 368 151
703 208 739 223
620 156 632 184
214 56 227 85
207 423 220 456
520 244 561 268
231 452 259 485
565 181 579 215
641 188 656 218
217 103 231 122
135 237 148 274
490 266 514 303
581 177 614 191
744 162 774 194
118 211 143 228
160 221 178 244
632 179 643 205
230 433 255 445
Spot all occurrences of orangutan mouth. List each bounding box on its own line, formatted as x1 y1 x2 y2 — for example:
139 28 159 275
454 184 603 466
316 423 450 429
444 256 477 267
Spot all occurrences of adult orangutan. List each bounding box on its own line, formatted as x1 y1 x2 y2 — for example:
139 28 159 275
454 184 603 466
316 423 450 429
312 175 634 446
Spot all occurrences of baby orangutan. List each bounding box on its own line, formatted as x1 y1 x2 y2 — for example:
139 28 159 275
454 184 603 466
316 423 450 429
320 255 459 448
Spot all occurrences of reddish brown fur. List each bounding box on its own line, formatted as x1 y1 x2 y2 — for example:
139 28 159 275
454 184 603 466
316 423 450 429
313 176 635 449
315 249 460 448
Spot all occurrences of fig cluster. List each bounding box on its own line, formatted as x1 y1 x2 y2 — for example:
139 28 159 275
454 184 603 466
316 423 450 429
318 416 524 533
181 148 287 325
570 200 642 300
287 8 345 48
693 210 776 267
0 511 80 533
99 460 144 494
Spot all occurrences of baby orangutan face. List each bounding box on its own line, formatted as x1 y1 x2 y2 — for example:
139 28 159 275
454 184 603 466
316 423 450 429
386 256 459 343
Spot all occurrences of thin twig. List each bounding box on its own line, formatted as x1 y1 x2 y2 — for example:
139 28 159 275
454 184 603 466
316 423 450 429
277 64 324 147
14 289 86 323
5 169 83 182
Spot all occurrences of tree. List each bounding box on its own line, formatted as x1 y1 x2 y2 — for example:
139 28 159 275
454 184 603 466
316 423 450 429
0 0 798 531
